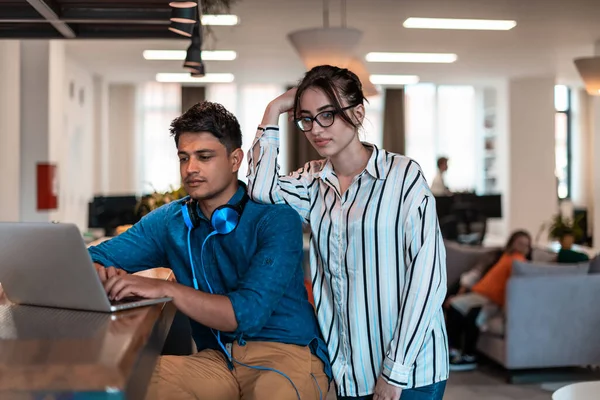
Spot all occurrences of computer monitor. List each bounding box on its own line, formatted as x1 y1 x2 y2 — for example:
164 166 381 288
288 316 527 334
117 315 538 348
434 195 454 221
434 194 502 220
477 194 502 219
88 195 138 236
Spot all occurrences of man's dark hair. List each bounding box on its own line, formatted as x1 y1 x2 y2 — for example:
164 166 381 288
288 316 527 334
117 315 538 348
437 157 448 169
170 101 242 153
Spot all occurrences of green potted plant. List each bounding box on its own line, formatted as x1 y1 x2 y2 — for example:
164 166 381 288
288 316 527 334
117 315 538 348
134 185 188 221
547 213 584 243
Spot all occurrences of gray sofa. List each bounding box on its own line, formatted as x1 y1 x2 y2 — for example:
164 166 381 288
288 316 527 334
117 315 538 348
445 240 600 372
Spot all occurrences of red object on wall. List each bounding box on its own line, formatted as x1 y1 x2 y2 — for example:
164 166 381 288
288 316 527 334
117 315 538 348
37 163 58 210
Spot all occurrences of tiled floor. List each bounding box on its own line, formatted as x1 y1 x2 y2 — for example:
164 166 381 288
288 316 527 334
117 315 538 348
443 368 552 400
325 366 556 399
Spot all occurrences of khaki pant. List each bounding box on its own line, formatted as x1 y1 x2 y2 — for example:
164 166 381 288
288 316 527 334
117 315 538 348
147 341 329 400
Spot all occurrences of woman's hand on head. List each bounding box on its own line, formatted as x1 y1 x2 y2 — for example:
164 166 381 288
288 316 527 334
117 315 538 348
261 88 297 126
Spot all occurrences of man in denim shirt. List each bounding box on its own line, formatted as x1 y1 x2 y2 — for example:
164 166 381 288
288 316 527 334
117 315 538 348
88 102 330 400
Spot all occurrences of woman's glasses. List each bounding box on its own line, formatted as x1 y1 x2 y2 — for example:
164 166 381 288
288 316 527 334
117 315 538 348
294 105 357 132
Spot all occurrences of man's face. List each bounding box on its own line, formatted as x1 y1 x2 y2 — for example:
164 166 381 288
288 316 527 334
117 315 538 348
177 131 242 201
560 233 575 249
440 160 448 172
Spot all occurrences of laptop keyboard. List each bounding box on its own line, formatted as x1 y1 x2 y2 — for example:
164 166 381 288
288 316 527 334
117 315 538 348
109 296 148 307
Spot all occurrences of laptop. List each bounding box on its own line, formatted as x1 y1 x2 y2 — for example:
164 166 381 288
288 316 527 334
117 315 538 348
0 222 171 313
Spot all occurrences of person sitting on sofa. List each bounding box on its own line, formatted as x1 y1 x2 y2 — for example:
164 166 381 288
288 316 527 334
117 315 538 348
445 230 532 371
557 229 589 264
443 249 502 310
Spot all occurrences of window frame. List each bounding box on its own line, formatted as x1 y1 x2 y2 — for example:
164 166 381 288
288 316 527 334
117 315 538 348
555 85 572 200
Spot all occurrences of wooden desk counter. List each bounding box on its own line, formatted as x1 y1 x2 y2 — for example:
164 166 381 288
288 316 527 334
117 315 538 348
0 268 176 400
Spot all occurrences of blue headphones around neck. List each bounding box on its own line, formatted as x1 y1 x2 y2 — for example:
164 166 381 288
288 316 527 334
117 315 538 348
181 187 249 234
181 183 249 292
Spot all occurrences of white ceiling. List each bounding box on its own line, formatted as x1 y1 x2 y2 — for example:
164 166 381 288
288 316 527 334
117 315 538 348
65 0 600 86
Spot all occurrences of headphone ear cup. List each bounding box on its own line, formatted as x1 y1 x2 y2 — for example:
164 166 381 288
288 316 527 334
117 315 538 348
211 205 240 235
182 200 201 230
189 201 201 229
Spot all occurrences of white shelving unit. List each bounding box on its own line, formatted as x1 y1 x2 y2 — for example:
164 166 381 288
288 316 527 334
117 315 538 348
482 89 498 194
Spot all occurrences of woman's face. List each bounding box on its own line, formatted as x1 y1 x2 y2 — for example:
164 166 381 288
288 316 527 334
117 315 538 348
297 87 364 158
510 235 531 256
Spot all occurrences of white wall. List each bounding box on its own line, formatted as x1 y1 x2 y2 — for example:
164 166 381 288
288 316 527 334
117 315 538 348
0 41 21 222
49 57 95 230
93 75 109 195
19 41 53 223
5 40 137 229
107 84 137 195
508 76 558 241
48 41 66 172
9 40 97 230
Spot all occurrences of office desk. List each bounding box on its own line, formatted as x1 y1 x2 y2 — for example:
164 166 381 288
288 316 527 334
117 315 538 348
0 268 176 400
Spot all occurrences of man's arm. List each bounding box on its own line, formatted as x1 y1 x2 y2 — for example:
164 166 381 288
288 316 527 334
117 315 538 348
88 206 169 274
104 276 237 332
105 205 304 335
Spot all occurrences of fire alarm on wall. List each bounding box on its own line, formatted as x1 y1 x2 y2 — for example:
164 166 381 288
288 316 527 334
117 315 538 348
36 163 59 211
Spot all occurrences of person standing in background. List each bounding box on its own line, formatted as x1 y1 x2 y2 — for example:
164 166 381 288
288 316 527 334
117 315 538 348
430 157 451 196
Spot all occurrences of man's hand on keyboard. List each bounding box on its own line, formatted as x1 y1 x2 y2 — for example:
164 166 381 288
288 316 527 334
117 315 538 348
94 263 128 283
104 274 169 301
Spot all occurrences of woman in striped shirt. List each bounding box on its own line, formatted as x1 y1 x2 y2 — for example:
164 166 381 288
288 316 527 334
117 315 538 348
247 65 448 400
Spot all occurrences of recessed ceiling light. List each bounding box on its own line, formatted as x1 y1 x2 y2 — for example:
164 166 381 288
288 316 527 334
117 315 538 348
156 73 235 83
168 21 194 37
369 75 420 85
366 52 457 63
169 1 197 8
403 17 516 31
143 50 237 61
201 14 239 26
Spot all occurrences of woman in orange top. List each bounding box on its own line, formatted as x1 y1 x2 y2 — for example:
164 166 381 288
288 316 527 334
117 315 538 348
446 230 532 371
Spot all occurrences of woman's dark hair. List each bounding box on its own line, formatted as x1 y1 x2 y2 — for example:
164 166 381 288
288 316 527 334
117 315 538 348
504 230 533 259
170 101 242 154
294 65 366 130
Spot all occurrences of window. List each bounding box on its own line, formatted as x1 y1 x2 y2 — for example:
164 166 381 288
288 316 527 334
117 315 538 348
239 84 287 179
405 84 477 191
137 82 182 194
554 85 571 199
137 83 293 192
206 83 287 179
405 84 436 181
362 93 384 148
436 86 477 191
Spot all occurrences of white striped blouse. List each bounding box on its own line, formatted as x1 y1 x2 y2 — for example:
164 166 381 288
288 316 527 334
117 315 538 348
247 126 449 397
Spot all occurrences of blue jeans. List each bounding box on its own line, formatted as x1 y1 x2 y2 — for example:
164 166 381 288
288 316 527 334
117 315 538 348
337 380 446 400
